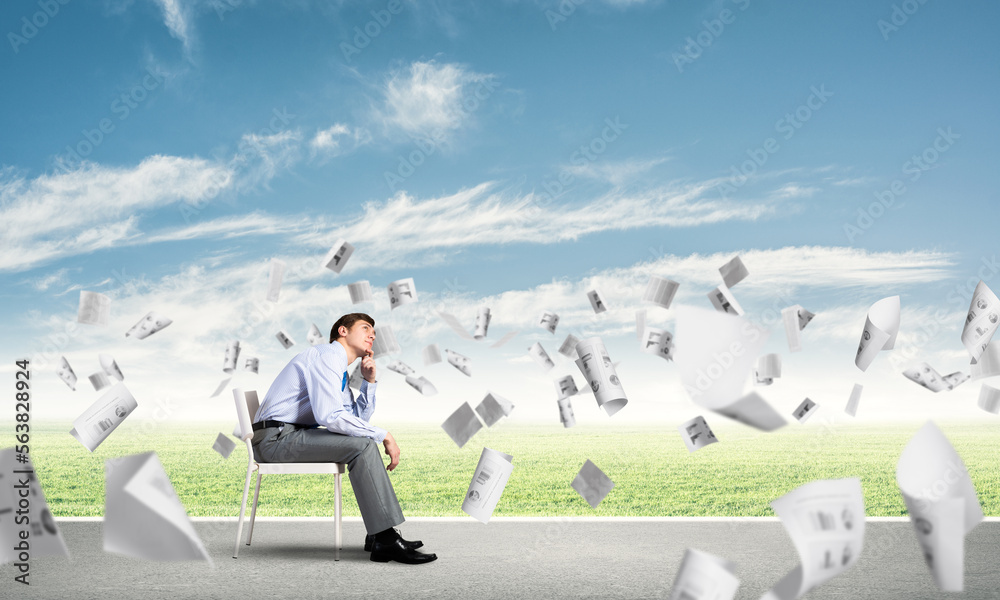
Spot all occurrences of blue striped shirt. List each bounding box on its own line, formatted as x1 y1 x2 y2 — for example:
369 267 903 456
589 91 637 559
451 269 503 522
255 341 387 442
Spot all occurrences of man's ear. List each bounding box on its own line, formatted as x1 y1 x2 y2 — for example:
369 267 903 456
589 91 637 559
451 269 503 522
339 325 348 338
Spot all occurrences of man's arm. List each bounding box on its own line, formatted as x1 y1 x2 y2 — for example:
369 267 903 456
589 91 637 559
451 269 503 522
305 351 387 442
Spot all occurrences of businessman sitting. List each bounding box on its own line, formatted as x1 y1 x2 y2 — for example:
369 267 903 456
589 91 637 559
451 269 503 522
252 312 436 564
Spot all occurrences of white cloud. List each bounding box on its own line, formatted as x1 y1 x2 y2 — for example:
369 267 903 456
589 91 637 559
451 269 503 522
0 125 303 273
375 60 496 139
296 179 777 271
562 156 672 186
151 0 193 58
309 124 371 158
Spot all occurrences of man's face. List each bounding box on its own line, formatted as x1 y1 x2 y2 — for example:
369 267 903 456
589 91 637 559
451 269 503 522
341 320 375 355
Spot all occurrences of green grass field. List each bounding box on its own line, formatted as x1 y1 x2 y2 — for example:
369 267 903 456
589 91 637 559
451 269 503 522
16 420 1000 518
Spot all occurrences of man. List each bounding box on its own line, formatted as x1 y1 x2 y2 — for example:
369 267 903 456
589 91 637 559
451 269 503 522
252 312 437 564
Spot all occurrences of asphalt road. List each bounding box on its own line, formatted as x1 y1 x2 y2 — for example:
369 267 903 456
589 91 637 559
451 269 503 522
7 518 1000 600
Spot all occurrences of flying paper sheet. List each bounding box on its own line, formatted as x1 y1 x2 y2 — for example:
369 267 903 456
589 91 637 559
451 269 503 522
404 375 437 396
462 447 514 524
855 295 900 371
222 340 241 373
782 305 815 353
212 433 237 459
244 357 259 374
557 398 576 428
89 371 111 391
792 398 818 423
445 349 471 377
322 239 354 274
977 384 1000 414
643 276 679 309
970 341 1000 379
275 329 295 349
575 337 627 417
266 258 286 302
754 354 781 385
307 323 325 346
70 382 137 452
666 548 740 600
56 356 77 390
896 422 983 592
386 360 416 376
0 449 70 566
708 283 743 316
437 311 475 340
555 375 579 400
719 255 749 288
641 326 674 361
587 289 607 314
99 353 124 381
635 309 647 342
675 305 785 431
125 311 172 339
539 311 559 334
761 478 865 600
902 363 969 392
78 290 111 326
558 334 581 358
371 325 400 358
475 392 514 427
441 402 483 448
571 459 614 508
961 280 1000 362
490 330 519 348
104 452 211 562
387 277 418 309
423 343 442 365
844 384 863 417
528 342 556 371
474 307 492 339
679 416 718 452
209 378 232 398
348 280 373 304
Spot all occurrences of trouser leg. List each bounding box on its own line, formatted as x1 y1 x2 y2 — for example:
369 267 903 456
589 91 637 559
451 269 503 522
252 426 405 534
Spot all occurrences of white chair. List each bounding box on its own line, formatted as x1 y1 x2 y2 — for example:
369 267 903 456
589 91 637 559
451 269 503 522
232 388 346 560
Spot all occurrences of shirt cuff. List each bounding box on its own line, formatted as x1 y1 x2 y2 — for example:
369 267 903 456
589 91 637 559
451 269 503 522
371 426 387 443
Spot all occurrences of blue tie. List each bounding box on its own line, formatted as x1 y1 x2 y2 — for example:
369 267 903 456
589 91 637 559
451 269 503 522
341 371 348 391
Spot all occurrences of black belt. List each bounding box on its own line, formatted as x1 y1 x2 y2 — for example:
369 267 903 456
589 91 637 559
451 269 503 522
252 420 319 431
252 420 287 431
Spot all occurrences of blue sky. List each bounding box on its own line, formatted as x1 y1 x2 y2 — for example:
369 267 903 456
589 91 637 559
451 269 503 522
1 0 998 427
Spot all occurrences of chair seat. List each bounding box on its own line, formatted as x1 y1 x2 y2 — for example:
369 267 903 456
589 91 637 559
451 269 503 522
255 461 346 475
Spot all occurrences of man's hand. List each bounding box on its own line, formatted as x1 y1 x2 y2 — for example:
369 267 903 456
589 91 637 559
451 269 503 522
362 349 377 383
382 431 400 471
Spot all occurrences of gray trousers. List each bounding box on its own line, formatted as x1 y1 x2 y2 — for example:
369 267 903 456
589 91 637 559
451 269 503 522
251 425 405 535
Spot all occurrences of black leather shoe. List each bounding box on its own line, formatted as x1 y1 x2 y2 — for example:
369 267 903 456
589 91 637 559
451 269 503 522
365 530 423 552
369 538 437 564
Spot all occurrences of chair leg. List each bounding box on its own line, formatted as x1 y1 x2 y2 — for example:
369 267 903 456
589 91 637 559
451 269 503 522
335 470 342 561
247 472 263 546
234 463 255 558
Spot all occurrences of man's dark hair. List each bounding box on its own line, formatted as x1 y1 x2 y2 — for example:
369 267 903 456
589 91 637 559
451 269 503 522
330 313 375 343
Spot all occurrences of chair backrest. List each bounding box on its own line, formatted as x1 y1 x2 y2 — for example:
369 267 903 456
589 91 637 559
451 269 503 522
233 388 260 441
